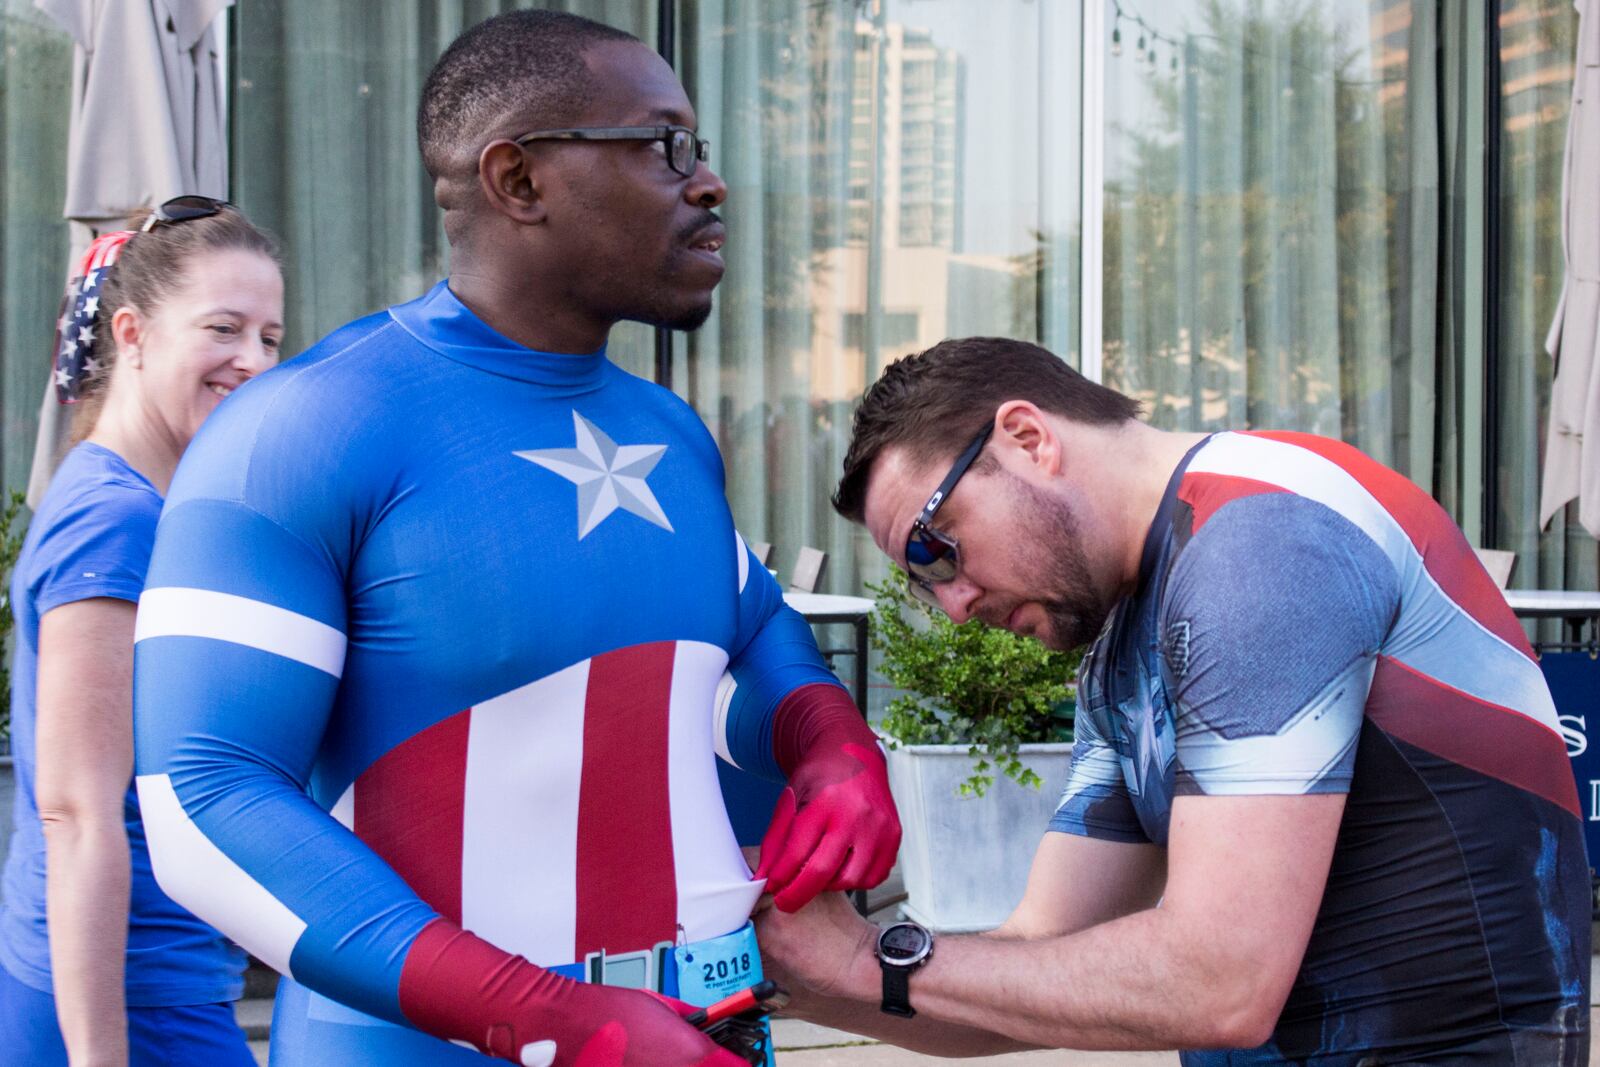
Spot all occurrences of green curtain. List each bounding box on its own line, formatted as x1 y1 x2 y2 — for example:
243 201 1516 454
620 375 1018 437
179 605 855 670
1101 0 1596 599
1494 0 1599 604
0 1 71 496
1102 0 1449 489
678 0 857 594
231 0 658 374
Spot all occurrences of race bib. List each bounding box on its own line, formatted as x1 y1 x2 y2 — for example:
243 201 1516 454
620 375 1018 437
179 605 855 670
673 923 775 1066
674 921 764 1005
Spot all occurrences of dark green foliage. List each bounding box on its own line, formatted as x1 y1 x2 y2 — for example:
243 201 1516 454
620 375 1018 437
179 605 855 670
869 567 1081 797
0 492 30 746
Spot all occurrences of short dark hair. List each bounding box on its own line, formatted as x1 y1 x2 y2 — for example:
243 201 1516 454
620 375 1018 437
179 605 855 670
417 10 638 180
833 337 1142 523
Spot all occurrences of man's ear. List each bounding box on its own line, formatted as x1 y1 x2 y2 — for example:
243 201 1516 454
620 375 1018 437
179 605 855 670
110 306 144 369
994 400 1063 477
477 140 548 226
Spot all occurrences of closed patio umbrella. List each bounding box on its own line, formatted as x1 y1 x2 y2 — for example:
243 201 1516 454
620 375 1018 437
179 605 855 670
25 0 232 506
1540 0 1600 538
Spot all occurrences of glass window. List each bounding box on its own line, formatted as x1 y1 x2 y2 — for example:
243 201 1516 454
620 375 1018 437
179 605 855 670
679 0 1082 597
1492 0 1595 598
1099 0 1462 495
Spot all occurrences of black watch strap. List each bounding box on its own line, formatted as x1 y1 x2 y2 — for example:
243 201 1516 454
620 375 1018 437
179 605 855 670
880 963 915 1018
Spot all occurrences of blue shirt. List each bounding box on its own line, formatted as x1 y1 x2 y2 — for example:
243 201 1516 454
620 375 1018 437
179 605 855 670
1052 432 1588 1065
0 442 245 1005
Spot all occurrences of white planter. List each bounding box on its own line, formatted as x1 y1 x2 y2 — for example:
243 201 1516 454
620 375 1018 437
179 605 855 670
884 740 1073 933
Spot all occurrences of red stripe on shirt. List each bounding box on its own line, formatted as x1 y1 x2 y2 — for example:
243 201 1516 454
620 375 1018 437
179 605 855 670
1368 655 1579 818
354 708 471 925
1178 473 1291 533
574 642 678 960
1245 431 1533 661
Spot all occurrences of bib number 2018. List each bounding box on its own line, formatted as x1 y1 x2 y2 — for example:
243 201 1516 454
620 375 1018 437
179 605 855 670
704 953 754 983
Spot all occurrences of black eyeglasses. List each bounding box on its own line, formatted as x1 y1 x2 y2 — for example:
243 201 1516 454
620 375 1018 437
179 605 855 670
141 195 229 232
904 420 995 608
513 125 710 178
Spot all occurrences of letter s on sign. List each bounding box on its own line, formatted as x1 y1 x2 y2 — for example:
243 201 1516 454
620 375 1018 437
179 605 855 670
1560 714 1587 758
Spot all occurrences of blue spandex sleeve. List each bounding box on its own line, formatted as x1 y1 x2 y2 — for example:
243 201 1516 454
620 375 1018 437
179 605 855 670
134 495 437 1025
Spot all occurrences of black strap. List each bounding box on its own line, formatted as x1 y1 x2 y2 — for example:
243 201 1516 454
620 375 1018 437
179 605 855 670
880 963 915 1018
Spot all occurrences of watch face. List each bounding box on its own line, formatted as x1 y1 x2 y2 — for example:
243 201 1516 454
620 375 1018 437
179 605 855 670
880 923 931 963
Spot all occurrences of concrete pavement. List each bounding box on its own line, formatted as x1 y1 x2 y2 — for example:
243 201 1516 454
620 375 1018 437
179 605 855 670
244 999 1600 1065
241 933 1600 1064
765 1018 1177 1064
245 1015 1181 1065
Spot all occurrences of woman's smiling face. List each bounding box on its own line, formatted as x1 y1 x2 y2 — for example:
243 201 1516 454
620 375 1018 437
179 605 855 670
123 247 284 447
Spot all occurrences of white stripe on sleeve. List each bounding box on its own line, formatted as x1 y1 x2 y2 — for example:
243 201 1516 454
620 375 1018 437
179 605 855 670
711 671 739 768
735 530 751 593
135 773 308 978
135 587 347 678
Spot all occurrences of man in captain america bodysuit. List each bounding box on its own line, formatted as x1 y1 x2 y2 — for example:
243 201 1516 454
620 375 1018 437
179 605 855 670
129 12 899 1066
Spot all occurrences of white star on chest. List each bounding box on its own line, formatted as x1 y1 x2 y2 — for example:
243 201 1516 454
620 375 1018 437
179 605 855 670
516 411 673 539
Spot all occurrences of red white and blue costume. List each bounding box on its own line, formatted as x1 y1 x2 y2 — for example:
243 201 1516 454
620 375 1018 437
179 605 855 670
1053 431 1590 1064
131 282 883 1065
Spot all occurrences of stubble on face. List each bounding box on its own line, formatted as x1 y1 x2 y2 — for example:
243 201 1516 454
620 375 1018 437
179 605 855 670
1008 475 1115 652
635 209 723 330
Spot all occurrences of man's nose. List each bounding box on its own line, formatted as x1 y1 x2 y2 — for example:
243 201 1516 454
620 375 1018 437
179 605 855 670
935 575 983 625
686 161 727 208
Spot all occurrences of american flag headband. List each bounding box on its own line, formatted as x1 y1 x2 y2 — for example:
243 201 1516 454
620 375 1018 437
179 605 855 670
51 230 134 405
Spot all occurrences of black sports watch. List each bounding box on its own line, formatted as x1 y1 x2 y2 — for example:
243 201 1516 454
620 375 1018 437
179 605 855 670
875 920 934 1018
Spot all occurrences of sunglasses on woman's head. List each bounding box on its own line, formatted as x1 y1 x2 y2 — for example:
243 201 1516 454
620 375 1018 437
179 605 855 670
141 195 229 232
903 420 994 607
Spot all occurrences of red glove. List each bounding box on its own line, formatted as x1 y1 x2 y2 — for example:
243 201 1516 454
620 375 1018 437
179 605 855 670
399 921 748 1067
571 993 741 1067
755 683 901 912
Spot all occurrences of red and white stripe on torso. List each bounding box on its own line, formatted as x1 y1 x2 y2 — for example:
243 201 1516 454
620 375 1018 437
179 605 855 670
328 640 760 966
1179 431 1577 816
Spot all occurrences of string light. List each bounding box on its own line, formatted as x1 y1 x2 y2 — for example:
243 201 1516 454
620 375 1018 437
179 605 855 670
1110 0 1182 77
1107 0 1389 88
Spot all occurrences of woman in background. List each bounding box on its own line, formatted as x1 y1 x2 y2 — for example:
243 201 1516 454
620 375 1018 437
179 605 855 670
0 198 283 1067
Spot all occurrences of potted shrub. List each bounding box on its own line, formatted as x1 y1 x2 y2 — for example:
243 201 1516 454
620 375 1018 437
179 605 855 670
0 490 30 849
869 566 1082 932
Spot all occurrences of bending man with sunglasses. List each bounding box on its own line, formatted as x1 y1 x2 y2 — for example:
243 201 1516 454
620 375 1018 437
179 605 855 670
755 336 1589 1065
130 11 897 1067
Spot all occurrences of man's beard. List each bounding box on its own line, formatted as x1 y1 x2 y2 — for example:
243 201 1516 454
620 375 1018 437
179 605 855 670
627 214 721 331
618 276 714 332
1014 477 1113 652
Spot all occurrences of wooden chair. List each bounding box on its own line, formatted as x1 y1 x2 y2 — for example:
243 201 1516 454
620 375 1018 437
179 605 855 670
787 546 829 594
748 540 773 567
